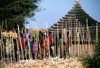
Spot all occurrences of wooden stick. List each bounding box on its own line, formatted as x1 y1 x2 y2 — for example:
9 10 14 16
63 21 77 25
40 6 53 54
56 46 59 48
0 22 3 64
96 23 98 42
54 32 56 57
62 22 64 58
17 25 24 60
57 23 60 57
65 21 67 58
34 21 37 59
79 22 81 57
86 19 91 56
74 19 77 57
27 31 31 59
1 20 4 64
52 31 54 57
44 32 46 59
83 25 85 56
11 37 15 63
35 28 38 59
0 33 1 53
16 37 20 62
9 36 12 64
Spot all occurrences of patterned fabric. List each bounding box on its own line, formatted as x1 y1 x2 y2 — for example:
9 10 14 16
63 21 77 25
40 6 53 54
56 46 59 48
33 42 36 54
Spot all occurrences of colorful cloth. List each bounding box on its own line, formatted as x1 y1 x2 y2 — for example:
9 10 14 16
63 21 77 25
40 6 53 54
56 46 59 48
30 41 33 53
18 36 26 51
33 42 36 54
24 33 31 43
41 50 44 55
49 35 52 46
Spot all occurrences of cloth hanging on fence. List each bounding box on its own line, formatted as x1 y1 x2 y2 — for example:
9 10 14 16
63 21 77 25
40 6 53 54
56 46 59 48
41 50 44 55
18 36 26 51
33 42 36 54
49 35 52 46
45 38 48 49
24 33 31 43
30 41 33 53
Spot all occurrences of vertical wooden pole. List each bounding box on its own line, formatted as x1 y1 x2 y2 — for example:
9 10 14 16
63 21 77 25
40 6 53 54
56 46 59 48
81 25 83 57
35 24 38 59
80 24 82 57
43 26 45 59
96 23 98 42
83 25 85 56
47 26 50 58
0 21 3 64
54 32 56 57
16 38 20 62
11 37 14 63
77 22 80 57
79 22 81 57
75 19 77 57
62 28 63 58
63 28 66 58
73 19 75 57
0 25 2 63
69 17 72 57
70 18 72 57
10 37 12 64
65 21 67 58
86 19 91 56
17 25 24 60
27 30 31 59
1 20 4 64
52 31 54 57
86 19 88 56
57 23 58 57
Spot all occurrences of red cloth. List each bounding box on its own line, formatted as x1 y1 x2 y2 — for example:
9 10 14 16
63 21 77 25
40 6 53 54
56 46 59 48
42 38 48 49
21 36 26 50
49 35 52 46
41 50 44 55
18 36 26 51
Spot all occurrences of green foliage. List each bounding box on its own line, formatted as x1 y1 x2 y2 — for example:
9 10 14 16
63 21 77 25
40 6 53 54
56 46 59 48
82 41 100 68
0 0 40 30
94 41 100 56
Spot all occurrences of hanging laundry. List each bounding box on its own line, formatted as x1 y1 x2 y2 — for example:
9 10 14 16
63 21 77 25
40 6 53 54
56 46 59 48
33 42 36 54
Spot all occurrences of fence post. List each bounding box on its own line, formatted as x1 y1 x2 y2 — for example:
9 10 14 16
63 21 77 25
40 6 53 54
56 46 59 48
86 19 91 56
96 23 98 42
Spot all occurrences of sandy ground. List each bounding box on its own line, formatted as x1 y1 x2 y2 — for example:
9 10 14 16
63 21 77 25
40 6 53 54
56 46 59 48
2 57 83 68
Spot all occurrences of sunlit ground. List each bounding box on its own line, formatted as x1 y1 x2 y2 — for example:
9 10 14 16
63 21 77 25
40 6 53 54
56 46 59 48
2 57 83 68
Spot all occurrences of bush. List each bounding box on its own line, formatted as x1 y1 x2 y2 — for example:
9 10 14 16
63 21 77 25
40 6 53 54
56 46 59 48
82 41 100 68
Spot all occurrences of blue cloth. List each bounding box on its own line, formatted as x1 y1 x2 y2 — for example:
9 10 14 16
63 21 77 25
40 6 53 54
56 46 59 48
30 42 33 53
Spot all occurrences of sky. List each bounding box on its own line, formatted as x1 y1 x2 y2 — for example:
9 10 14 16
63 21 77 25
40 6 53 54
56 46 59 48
26 0 100 29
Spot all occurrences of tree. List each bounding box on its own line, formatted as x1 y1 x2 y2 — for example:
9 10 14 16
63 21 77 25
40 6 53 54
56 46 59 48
0 0 40 30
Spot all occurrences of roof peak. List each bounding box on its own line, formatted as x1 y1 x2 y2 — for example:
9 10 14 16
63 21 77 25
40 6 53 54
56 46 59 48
73 0 81 8
76 0 80 2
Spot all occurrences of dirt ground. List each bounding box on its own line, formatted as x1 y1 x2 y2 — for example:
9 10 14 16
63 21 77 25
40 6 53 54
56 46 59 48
2 57 83 68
